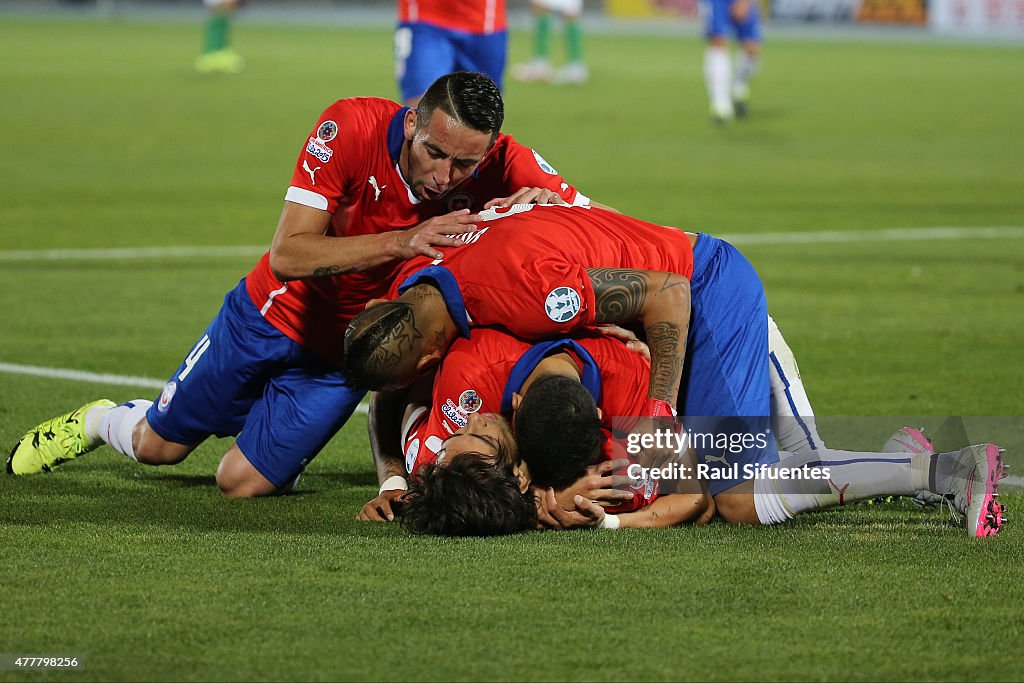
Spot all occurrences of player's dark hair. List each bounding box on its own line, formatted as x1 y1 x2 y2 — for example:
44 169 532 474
342 301 416 390
417 72 504 143
401 454 536 537
514 375 606 490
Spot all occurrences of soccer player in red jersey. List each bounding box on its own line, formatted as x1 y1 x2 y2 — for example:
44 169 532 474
7 73 602 499
395 0 508 106
359 327 712 529
344 205 1007 537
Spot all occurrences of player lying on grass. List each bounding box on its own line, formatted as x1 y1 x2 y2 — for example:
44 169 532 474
6 72 611 496
360 327 714 528
400 407 1007 538
342 204 1007 537
360 325 1006 537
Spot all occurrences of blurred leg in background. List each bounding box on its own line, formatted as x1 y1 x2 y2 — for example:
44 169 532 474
703 0 761 122
196 0 244 75
513 0 588 85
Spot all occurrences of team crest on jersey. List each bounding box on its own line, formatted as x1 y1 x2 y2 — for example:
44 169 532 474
157 381 177 413
544 287 581 323
458 390 482 414
441 398 469 430
404 438 420 474
306 136 333 163
532 149 558 175
316 120 338 142
446 191 474 212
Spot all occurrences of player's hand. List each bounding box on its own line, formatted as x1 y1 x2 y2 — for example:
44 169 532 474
595 324 651 361
555 459 635 509
483 187 568 209
627 415 684 472
536 488 605 530
356 488 406 522
393 209 478 260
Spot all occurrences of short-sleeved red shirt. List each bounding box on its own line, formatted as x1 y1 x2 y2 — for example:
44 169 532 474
245 98 584 364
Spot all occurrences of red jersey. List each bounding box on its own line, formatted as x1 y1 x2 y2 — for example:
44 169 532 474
401 327 660 513
389 204 695 340
245 97 584 364
398 0 507 34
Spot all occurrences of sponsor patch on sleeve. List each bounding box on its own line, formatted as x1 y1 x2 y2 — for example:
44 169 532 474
306 136 333 163
532 149 558 175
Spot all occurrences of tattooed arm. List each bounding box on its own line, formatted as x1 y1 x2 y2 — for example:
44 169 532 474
268 202 478 281
586 268 690 404
359 376 434 522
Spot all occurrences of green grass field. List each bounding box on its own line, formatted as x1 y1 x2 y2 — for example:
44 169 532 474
1 15 1023 682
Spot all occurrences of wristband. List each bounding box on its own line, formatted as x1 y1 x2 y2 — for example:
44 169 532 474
598 513 621 530
641 398 677 418
379 475 409 495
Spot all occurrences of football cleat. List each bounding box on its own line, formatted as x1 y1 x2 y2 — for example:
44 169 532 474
883 426 944 507
216 49 245 74
551 62 589 86
941 444 1006 538
511 58 553 83
6 399 115 475
710 102 734 125
732 83 750 119
194 49 244 75
194 51 220 74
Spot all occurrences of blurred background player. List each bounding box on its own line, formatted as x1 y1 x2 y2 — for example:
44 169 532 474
511 0 588 85
395 0 508 106
195 0 244 74
703 0 761 122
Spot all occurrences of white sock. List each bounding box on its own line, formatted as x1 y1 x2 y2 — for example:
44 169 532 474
733 51 759 94
84 403 113 443
96 400 152 460
754 449 929 524
768 315 827 453
704 46 732 114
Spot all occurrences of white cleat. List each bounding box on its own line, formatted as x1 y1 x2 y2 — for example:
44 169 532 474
512 59 554 83
941 444 1006 538
551 62 589 85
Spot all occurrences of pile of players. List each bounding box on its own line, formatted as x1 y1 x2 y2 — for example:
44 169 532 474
7 72 1006 538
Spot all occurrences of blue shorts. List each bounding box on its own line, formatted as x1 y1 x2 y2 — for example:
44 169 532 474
680 235 778 496
394 22 507 102
146 280 365 488
705 0 762 42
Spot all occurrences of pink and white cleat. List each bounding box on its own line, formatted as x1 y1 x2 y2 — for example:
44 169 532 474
883 427 943 506
942 444 1006 538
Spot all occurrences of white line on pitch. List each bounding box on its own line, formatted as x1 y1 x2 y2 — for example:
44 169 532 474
0 246 266 261
720 226 1024 245
1 226 1022 262
0 362 370 415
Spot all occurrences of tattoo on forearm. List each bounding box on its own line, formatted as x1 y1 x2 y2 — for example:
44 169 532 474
588 268 647 323
313 265 357 278
645 321 685 402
